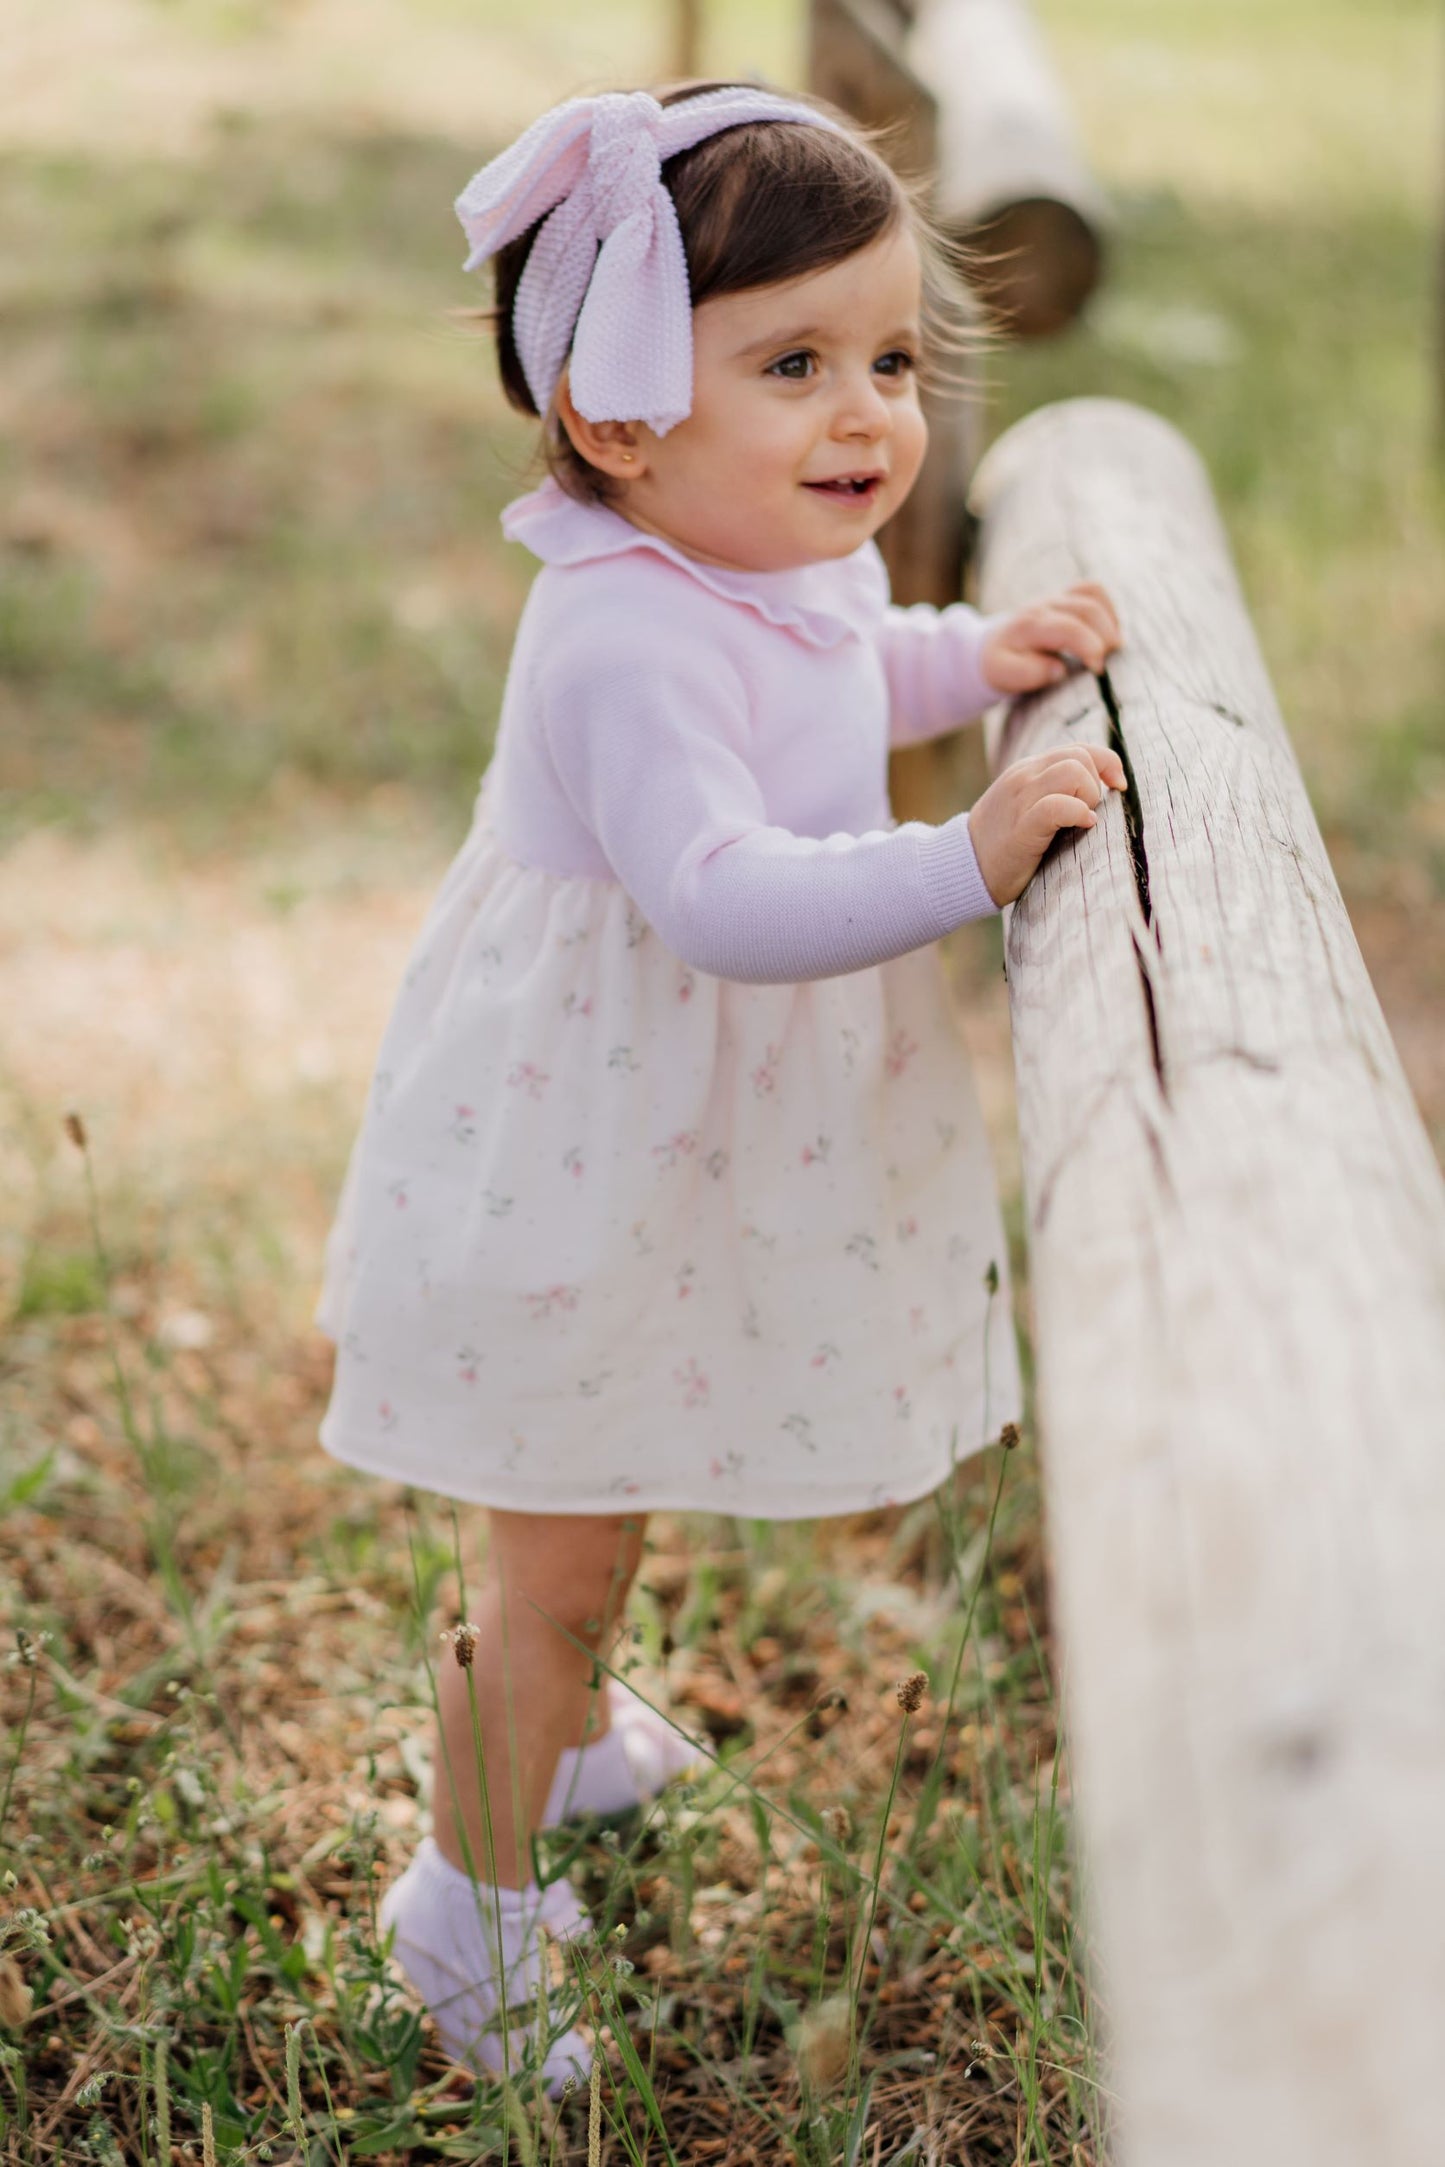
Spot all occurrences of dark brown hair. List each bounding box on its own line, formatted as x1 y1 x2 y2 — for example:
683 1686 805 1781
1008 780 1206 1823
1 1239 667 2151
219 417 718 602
479 81 964 504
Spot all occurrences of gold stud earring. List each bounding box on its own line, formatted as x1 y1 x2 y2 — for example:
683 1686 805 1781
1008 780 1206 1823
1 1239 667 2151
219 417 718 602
621 452 635 464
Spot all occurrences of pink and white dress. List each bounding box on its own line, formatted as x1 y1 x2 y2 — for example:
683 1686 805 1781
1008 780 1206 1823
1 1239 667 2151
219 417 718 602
316 480 1023 1517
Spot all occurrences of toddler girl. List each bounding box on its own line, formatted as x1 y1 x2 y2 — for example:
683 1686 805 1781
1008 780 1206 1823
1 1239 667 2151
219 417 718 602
315 80 1123 2096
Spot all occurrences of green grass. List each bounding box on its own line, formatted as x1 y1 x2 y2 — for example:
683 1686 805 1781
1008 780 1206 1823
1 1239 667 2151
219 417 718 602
1 1117 1090 2162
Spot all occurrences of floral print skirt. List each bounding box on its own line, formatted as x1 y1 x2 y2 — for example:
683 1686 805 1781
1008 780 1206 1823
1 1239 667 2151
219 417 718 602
316 787 1023 1518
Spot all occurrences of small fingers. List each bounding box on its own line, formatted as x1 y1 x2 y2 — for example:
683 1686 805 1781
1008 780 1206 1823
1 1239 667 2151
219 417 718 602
1062 583 1124 650
1016 610 1105 670
1024 749 1113 808
1032 791 1099 833
1079 741 1128 793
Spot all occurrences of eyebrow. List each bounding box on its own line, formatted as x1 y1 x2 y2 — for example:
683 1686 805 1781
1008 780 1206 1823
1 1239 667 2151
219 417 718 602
733 322 922 360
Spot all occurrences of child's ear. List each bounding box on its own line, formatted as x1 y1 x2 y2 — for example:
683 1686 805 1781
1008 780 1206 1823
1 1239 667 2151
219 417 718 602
554 369 647 481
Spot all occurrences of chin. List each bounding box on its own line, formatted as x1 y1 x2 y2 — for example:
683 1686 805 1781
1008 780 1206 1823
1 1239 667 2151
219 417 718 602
805 520 884 562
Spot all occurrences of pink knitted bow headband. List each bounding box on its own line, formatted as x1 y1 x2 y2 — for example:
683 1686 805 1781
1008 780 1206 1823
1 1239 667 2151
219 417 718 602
455 88 843 438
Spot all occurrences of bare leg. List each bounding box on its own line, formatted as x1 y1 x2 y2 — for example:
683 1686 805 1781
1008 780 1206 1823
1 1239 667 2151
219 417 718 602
432 1509 646 1889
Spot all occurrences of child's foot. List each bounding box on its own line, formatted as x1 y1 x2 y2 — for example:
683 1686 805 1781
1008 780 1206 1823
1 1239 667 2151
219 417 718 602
378 1839 591 2100
542 1678 708 1827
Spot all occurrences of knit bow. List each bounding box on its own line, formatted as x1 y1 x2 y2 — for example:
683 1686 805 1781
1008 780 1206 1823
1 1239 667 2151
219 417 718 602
454 87 841 437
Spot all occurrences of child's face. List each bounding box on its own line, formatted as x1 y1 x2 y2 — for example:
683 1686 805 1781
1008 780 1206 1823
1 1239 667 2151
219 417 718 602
569 221 929 572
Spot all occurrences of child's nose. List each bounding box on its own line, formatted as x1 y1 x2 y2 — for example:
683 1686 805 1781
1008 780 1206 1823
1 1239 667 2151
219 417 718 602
831 370 891 439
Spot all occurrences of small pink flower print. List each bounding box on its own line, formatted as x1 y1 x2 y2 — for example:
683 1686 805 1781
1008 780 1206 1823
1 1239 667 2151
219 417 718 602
845 1231 880 1272
893 1385 912 1419
630 1219 655 1256
674 1357 710 1408
897 1216 919 1242
453 1103 477 1143
579 1372 612 1398
704 1147 730 1180
562 991 593 1018
652 1129 699 1171
624 907 647 949
562 1145 584 1181
810 1341 841 1370
378 1399 399 1433
677 970 695 1003
525 1283 581 1321
459 1363 478 1384
741 1301 762 1340
781 1412 817 1451
484 1189 513 1217
676 1261 696 1300
609 1475 642 1497
710 1448 744 1480
751 1042 782 1098
885 1028 920 1078
800 1135 832 1167
507 1060 550 1100
740 1222 777 1252
840 1027 860 1075
608 1044 641 1074
909 1305 928 1336
943 1350 956 1369
388 1180 410 1211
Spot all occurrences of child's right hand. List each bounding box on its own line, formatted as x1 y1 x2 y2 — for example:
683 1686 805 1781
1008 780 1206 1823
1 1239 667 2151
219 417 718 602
967 744 1127 908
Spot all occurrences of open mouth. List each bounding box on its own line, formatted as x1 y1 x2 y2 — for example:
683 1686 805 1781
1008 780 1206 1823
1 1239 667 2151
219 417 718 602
803 473 884 504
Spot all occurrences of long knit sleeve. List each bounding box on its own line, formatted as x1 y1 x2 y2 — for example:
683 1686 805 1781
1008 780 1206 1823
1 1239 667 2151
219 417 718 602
877 601 1009 750
539 645 998 985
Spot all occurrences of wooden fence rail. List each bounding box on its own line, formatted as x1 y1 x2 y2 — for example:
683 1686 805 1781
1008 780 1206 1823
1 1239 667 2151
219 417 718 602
970 396 1445 2165
908 0 1107 335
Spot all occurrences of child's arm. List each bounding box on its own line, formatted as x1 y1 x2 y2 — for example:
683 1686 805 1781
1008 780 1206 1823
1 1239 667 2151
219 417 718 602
877 600 1009 750
541 644 997 985
878 583 1123 749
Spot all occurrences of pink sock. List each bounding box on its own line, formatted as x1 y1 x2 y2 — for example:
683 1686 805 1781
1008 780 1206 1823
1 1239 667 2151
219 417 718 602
378 1839 590 2099
542 1680 708 1825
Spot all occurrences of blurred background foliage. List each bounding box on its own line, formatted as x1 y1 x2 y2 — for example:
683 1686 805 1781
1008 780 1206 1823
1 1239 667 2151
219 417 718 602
2 0 1441 894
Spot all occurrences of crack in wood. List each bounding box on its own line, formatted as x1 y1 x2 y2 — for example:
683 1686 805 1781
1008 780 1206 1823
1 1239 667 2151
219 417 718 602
1099 666 1153 928
1131 931 1168 1103
1100 666 1170 1105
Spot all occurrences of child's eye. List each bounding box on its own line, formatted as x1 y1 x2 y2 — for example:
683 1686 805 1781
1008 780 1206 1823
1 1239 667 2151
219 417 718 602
766 350 815 380
874 349 917 377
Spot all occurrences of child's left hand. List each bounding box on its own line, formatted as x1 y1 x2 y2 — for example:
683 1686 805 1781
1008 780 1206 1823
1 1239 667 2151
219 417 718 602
980 582 1122 696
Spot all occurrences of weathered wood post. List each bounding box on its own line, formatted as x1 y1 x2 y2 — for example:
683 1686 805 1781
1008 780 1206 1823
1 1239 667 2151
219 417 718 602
808 0 974 619
670 0 702 80
908 0 1106 336
971 396 1445 2165
808 0 984 827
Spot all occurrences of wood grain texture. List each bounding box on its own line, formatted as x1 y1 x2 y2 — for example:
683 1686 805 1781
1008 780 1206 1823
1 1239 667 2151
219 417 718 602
971 398 1445 2166
908 0 1105 334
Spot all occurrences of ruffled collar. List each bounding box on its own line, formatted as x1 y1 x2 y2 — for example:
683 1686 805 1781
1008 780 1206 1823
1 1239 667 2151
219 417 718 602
500 478 888 650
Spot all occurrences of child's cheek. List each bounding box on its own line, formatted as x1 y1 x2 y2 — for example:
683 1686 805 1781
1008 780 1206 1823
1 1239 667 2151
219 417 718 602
898 403 929 492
